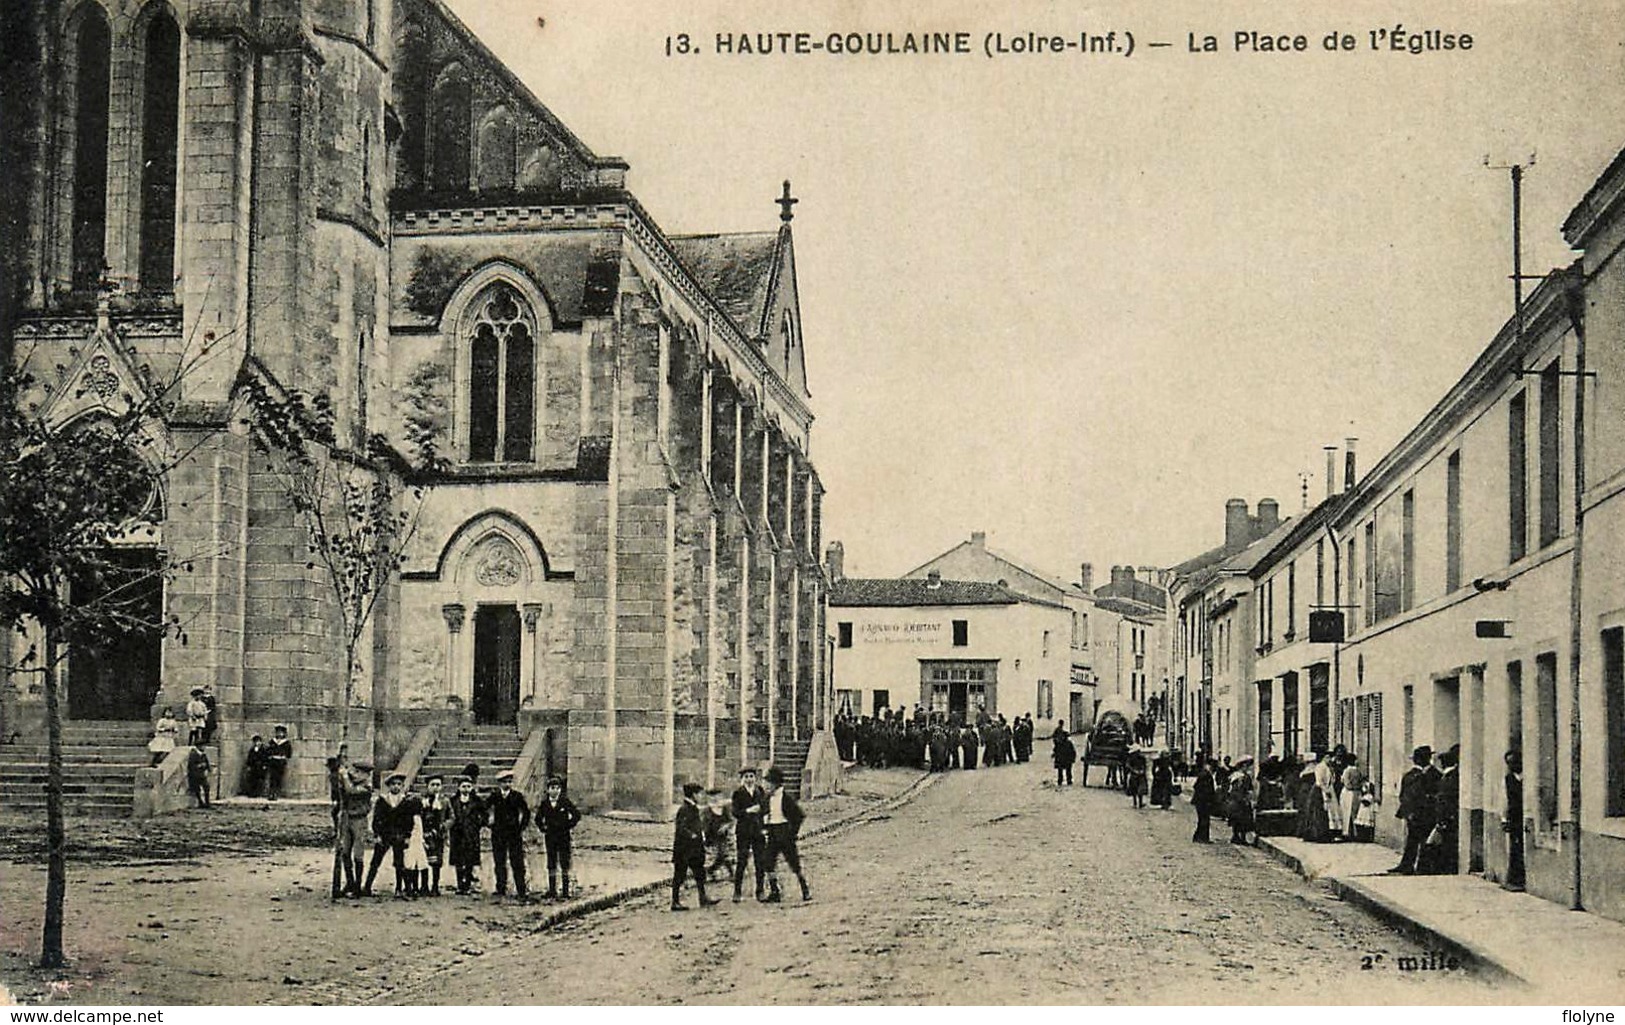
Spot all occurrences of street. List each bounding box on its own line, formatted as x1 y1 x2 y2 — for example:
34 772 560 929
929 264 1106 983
380 762 1504 1004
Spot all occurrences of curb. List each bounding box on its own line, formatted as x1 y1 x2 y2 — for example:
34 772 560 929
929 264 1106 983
1257 838 1525 988
521 770 942 934
514 771 944 937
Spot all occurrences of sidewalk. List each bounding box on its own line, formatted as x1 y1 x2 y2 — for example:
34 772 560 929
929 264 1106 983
1259 834 1625 1002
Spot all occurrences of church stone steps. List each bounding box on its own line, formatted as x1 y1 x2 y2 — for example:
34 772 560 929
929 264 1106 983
0 721 153 817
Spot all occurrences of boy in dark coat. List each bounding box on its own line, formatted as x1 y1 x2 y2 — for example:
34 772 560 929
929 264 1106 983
488 770 531 900
671 781 719 910
364 771 419 897
185 745 211 808
264 726 292 800
535 775 581 900
730 766 768 902
242 735 268 797
447 776 485 895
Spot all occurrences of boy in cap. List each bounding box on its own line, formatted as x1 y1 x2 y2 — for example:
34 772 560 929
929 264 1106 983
335 760 374 898
243 734 268 797
363 770 419 897
488 769 531 900
185 744 212 808
535 775 581 900
447 775 485 895
265 726 292 800
761 767 810 903
185 689 209 746
671 781 719 910
731 766 768 902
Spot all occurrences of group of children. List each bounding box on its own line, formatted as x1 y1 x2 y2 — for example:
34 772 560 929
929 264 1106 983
671 765 811 911
327 757 582 903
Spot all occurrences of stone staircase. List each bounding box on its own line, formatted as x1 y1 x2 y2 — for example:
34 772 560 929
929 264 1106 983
0 720 154 817
772 737 813 798
416 725 525 788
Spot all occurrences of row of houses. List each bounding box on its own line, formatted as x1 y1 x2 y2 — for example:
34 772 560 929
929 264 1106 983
1163 142 1625 923
824 533 1168 733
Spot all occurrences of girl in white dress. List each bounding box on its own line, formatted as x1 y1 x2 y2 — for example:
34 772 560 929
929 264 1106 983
402 803 429 897
148 708 179 766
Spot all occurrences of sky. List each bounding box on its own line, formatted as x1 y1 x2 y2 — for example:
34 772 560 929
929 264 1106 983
446 0 1625 582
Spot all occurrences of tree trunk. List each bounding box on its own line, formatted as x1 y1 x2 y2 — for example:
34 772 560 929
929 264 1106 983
41 631 66 968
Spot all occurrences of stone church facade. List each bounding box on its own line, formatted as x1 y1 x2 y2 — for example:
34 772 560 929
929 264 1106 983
0 0 829 812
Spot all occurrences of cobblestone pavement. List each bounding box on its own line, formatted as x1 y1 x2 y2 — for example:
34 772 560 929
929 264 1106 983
385 759 1508 1005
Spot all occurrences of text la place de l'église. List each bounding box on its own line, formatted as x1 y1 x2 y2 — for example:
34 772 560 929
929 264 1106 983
715 31 972 56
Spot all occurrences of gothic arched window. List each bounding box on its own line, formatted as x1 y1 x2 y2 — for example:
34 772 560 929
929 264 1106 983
467 282 535 462
475 110 516 192
70 6 112 291
138 9 181 293
429 67 471 191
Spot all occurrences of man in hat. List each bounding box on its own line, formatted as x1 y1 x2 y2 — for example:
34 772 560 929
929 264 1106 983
363 770 418 897
334 760 373 898
761 767 810 903
730 766 769 902
488 769 531 899
265 725 292 800
1392 745 1436 874
671 781 719 910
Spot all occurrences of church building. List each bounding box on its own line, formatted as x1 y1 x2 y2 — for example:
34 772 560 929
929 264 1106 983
0 0 829 813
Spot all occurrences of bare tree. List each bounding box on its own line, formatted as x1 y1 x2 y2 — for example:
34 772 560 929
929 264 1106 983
0 306 229 967
240 374 443 743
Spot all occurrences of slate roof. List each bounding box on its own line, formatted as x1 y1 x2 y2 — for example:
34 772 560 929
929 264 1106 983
1093 596 1164 621
829 578 1023 608
669 232 780 337
1221 516 1299 574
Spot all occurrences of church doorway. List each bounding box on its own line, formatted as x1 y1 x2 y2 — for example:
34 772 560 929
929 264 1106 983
67 549 164 720
472 604 521 725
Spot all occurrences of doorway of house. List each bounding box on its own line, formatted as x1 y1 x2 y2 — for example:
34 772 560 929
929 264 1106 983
472 604 521 726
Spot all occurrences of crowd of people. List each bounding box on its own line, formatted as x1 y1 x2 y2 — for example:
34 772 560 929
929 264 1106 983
325 753 580 902
832 708 1038 771
317 751 813 914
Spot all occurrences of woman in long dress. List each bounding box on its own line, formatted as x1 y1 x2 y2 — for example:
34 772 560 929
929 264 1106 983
1317 751 1346 840
1339 756 1365 839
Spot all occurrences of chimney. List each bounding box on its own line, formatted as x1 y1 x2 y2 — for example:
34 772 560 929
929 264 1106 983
1257 498 1280 535
825 541 844 582
1224 498 1250 551
970 531 987 548
1324 446 1338 500
1123 566 1138 583
1137 565 1155 581
1110 565 1127 587
1080 562 1094 593
926 569 942 588
1344 437 1358 492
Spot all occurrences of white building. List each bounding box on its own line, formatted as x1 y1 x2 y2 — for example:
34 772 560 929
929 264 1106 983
827 573 1075 727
